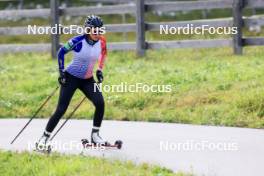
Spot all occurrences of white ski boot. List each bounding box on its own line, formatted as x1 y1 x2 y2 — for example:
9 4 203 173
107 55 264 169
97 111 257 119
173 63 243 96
91 131 108 146
35 135 51 153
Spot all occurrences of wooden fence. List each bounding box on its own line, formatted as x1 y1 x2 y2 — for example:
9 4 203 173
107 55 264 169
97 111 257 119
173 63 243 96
0 0 263 57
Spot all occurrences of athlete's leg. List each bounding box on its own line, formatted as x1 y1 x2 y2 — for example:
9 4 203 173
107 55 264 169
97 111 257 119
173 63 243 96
45 73 79 134
80 78 105 144
36 73 79 150
79 78 105 128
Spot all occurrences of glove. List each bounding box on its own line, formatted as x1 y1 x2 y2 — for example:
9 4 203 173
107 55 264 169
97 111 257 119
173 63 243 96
58 70 67 86
96 70 103 83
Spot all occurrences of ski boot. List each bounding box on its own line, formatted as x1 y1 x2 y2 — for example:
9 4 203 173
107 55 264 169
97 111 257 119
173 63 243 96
91 131 109 146
35 135 52 154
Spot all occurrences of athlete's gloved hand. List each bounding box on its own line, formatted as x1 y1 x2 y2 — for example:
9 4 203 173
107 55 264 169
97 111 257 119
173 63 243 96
58 70 67 86
96 70 103 83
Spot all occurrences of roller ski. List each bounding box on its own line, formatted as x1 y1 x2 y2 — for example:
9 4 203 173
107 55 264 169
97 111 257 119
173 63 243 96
34 134 52 154
81 139 123 150
82 130 123 149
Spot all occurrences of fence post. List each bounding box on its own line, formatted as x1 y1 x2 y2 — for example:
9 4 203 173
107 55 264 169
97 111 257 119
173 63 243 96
233 0 244 55
122 14 127 41
136 0 146 57
50 0 60 59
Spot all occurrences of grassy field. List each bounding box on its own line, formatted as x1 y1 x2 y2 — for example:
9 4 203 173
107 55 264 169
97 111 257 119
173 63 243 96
0 151 190 176
0 47 264 128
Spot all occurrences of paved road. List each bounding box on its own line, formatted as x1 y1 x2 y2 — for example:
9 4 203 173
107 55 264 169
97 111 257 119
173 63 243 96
0 119 263 176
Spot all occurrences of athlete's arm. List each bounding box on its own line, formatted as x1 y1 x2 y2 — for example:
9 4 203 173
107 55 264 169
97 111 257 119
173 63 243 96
57 47 68 71
57 35 84 71
57 45 70 85
98 36 107 71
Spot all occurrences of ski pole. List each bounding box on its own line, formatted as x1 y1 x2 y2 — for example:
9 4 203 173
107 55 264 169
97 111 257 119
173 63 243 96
10 85 60 144
49 96 86 141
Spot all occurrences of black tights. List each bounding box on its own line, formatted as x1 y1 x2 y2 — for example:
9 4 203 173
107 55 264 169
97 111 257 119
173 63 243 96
45 72 104 133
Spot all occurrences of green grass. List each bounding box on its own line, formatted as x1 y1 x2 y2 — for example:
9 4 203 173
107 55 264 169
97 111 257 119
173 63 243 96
1 47 264 128
0 151 190 176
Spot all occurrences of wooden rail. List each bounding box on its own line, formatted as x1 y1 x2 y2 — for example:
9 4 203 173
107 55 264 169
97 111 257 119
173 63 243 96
0 42 136 53
63 4 135 16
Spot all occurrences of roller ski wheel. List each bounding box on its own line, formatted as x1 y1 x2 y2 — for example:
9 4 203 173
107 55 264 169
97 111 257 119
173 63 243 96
114 140 123 149
81 139 123 149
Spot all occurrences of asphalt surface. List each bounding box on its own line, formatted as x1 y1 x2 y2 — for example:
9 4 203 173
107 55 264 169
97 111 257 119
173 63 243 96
0 119 263 176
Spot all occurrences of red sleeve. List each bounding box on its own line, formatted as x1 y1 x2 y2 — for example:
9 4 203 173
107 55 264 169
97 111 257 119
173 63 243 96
98 36 107 70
